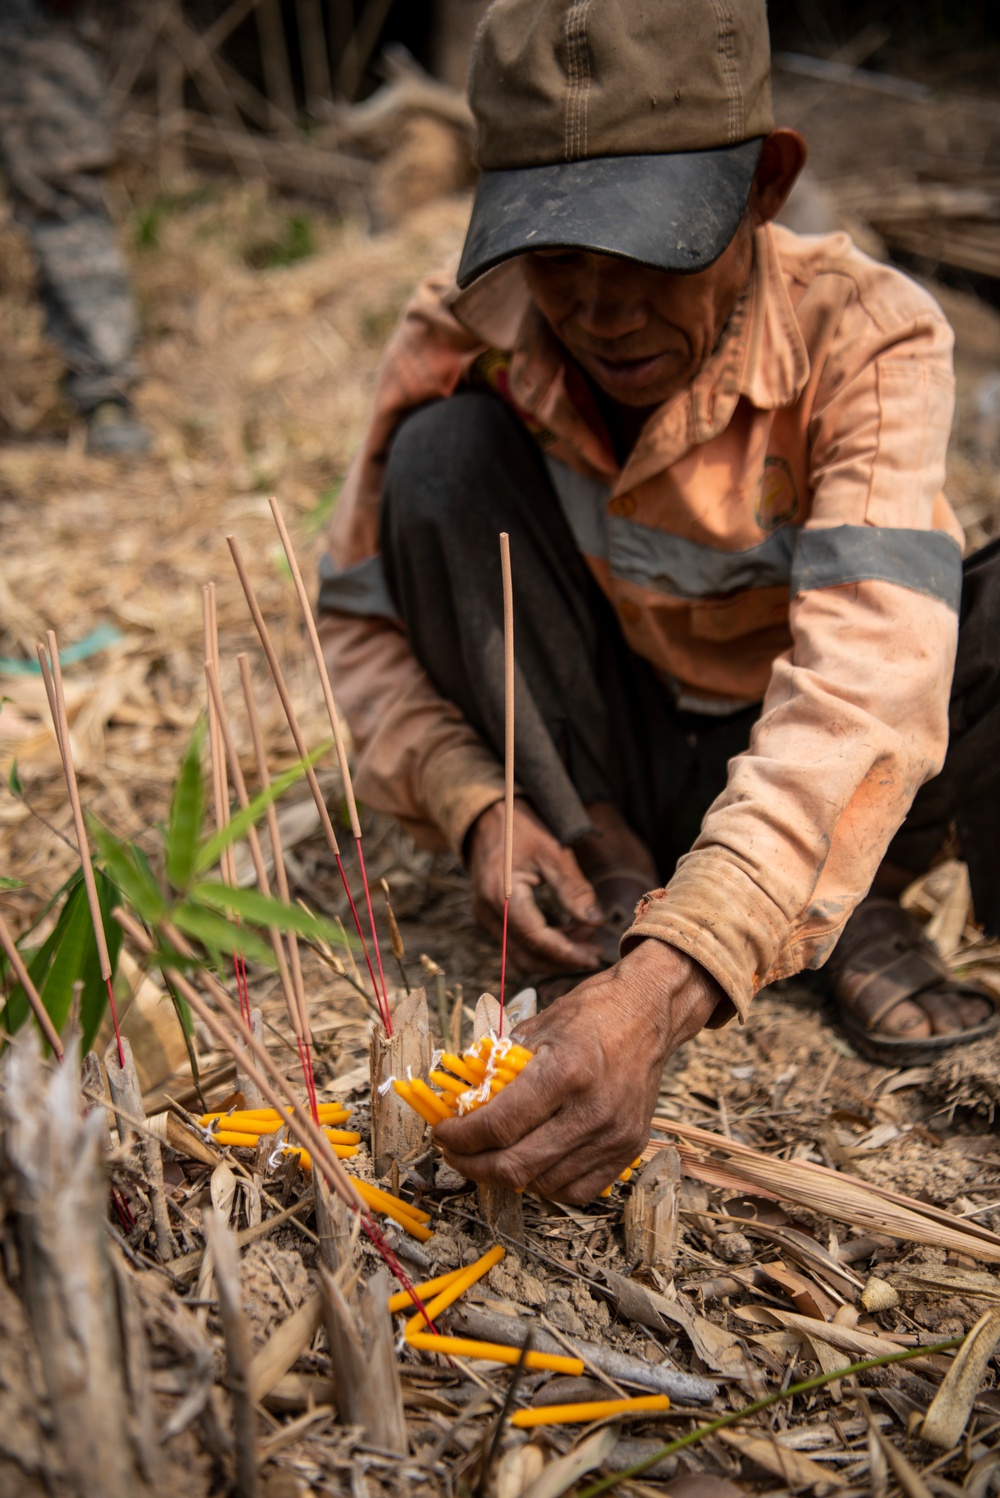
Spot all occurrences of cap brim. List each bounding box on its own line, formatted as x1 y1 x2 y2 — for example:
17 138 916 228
457 139 763 289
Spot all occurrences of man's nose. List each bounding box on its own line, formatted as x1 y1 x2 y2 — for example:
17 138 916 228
573 261 649 340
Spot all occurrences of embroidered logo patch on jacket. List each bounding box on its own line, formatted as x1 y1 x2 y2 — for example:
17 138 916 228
756 454 800 531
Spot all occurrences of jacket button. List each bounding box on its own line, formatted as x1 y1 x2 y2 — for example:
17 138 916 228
609 494 637 518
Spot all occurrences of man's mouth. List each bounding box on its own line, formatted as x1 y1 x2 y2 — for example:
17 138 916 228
585 349 675 391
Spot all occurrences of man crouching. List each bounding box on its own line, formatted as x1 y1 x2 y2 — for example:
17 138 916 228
317 0 1000 1202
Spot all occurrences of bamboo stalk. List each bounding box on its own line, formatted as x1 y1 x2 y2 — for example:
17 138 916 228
37 633 124 1066
0 906 64 1057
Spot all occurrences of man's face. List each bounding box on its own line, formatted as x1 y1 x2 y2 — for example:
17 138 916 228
522 218 754 410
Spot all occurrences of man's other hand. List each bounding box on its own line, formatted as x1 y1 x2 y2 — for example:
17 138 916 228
467 798 606 972
433 938 724 1203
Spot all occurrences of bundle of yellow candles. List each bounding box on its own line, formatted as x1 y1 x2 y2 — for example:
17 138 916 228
392 1033 534 1124
198 1104 360 1158
391 1038 641 1198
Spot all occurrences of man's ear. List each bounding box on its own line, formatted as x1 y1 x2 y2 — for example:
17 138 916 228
750 128 808 227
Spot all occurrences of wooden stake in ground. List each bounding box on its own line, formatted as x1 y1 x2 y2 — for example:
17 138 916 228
623 1147 681 1275
474 992 524 1245
203 1206 259 1498
37 632 125 1067
2 1032 147 1498
320 1266 407 1453
499 531 514 1035
370 985 431 1179
104 1034 175 1262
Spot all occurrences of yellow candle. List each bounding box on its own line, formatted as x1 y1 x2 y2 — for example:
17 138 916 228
352 1180 434 1240
409 1078 455 1122
359 1182 432 1225
404 1244 505 1334
511 1395 670 1428
429 1070 469 1098
618 1168 632 1184
285 1140 359 1163
387 1266 468 1313
214 1130 267 1148
439 1053 481 1088
392 1079 440 1127
407 1332 583 1376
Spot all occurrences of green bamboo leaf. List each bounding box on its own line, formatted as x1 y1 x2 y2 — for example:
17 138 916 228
166 719 206 893
36 885 94 1037
4 878 87 1035
78 869 123 1053
8 759 22 795
194 743 330 875
190 881 345 946
195 749 327 875
0 876 23 890
170 902 274 967
90 820 166 923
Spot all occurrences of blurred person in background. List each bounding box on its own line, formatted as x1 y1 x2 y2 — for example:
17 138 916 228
0 0 149 453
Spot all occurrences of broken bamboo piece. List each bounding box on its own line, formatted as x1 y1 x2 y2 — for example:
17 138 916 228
623 1147 681 1275
370 984 431 1178
236 1008 266 1109
474 992 524 1245
320 1267 407 1453
104 1034 175 1261
3 1033 147 1498
203 1206 259 1498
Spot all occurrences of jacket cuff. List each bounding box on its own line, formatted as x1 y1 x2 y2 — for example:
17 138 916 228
619 851 790 1022
421 742 506 859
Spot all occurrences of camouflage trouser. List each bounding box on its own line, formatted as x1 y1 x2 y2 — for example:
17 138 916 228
0 1 139 410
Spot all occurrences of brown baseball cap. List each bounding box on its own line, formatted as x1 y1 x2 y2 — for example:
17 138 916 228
457 0 774 289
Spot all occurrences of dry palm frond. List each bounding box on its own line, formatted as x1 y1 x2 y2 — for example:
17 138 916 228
649 1117 1000 1263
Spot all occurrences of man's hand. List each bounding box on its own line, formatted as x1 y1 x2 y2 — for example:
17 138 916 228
466 798 605 973
433 938 724 1203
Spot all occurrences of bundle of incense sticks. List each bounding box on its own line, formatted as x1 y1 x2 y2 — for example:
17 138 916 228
394 1034 641 1197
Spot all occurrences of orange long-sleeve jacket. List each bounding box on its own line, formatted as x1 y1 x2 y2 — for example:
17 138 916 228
318 222 962 1018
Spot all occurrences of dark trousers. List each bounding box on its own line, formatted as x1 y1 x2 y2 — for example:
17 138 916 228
380 393 1000 935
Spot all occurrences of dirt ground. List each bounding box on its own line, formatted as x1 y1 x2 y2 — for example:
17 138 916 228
2 68 1000 1498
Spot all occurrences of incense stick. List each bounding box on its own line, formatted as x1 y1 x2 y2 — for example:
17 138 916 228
202 586 251 1026
203 660 319 1120
37 632 125 1067
268 497 391 1026
235 652 318 1120
499 532 514 1036
226 534 392 1035
113 906 435 1321
0 907 65 1058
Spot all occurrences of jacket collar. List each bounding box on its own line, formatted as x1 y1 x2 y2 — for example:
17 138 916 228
449 224 810 481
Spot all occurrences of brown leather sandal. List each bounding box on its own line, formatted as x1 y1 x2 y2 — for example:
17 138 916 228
826 897 1000 1064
